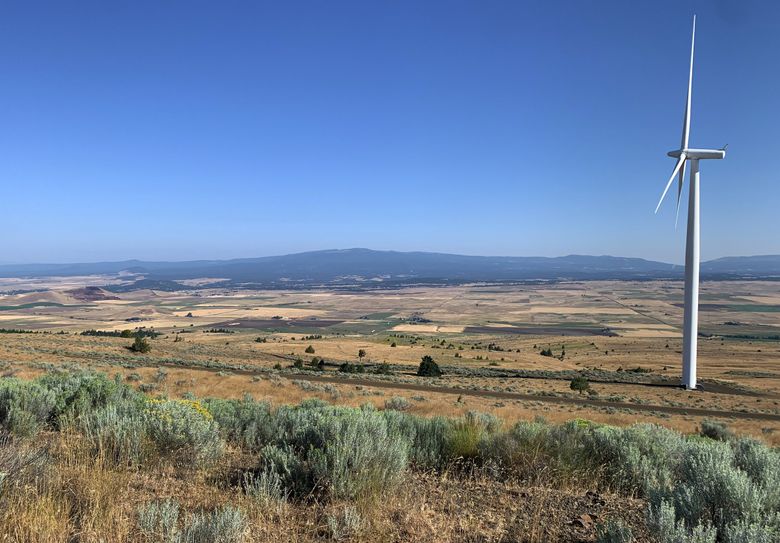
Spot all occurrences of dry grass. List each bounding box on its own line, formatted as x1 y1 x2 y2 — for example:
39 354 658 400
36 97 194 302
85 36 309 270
0 437 652 542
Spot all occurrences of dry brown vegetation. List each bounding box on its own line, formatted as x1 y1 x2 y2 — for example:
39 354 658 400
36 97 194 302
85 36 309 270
0 430 652 543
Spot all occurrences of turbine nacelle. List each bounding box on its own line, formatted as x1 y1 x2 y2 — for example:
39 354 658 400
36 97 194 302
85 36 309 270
667 148 726 160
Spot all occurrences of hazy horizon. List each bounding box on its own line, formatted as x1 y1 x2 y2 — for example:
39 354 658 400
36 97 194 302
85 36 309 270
3 246 779 268
4 1 779 264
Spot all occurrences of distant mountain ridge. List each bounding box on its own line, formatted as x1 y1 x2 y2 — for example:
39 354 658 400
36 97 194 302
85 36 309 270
1 249 778 288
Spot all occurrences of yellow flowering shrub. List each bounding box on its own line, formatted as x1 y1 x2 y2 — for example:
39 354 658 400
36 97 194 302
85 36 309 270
144 398 223 466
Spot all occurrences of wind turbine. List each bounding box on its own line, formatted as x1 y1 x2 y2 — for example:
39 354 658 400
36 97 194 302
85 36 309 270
655 15 725 390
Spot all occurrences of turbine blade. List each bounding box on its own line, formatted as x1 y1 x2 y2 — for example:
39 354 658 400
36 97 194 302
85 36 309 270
674 159 687 229
680 15 695 150
655 155 686 214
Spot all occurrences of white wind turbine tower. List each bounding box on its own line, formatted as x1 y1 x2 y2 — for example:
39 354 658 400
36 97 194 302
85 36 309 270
655 15 725 390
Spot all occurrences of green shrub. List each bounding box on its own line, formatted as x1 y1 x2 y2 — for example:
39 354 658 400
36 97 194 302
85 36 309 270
137 499 180 542
137 501 246 543
479 420 551 477
374 363 393 375
384 396 411 411
730 437 780 511
259 444 314 499
263 403 409 500
326 505 363 540
38 371 136 428
700 419 734 441
79 401 149 466
179 506 246 543
338 362 365 374
305 345 315 354
666 440 765 535
382 410 451 469
447 411 500 461
722 515 780 543
417 355 441 377
243 467 288 507
0 379 56 437
570 376 590 394
318 408 408 499
648 501 716 543
203 397 272 451
585 423 684 495
130 336 152 353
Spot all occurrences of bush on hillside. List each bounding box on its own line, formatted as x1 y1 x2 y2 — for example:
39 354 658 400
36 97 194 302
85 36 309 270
374 362 393 375
79 401 149 466
699 419 734 441
417 355 441 377
34 371 136 429
260 403 409 500
384 396 410 411
129 335 151 354
338 362 365 374
203 396 273 451
570 376 590 395
137 500 246 543
0 379 55 437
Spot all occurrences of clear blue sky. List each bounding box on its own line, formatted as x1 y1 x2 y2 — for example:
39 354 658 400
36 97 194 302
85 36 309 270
2 1 778 264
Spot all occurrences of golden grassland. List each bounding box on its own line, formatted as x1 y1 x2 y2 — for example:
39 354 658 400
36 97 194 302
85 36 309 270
0 279 779 446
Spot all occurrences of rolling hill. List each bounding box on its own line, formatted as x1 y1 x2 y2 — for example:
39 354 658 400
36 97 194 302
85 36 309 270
0 249 778 289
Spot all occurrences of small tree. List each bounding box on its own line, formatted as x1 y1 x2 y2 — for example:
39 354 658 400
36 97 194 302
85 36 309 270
570 376 589 395
305 345 315 354
417 355 442 377
130 335 151 353
358 349 366 362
